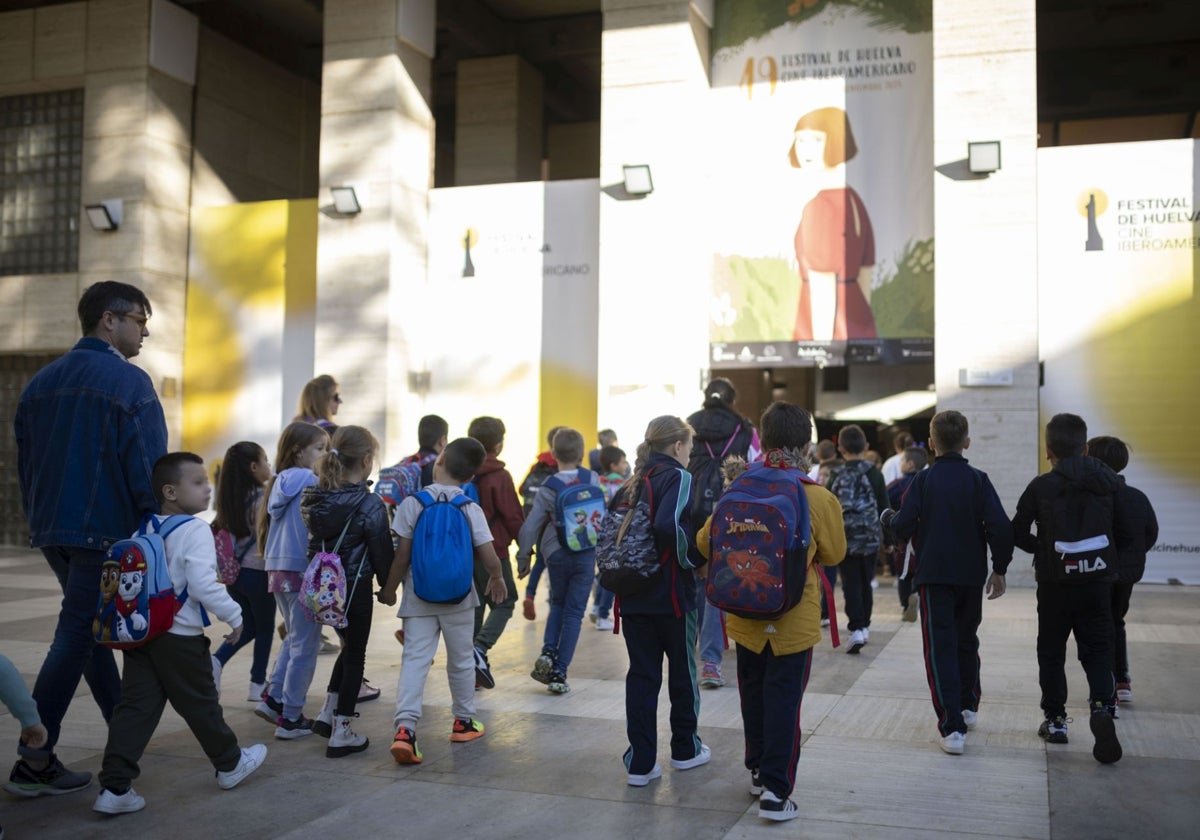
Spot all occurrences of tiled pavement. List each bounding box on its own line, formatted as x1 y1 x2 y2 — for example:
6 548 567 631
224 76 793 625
1 546 1197 839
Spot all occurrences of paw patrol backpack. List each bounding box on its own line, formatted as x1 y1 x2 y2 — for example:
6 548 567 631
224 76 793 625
93 514 193 649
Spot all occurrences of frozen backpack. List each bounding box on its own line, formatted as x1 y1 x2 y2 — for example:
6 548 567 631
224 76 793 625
300 515 359 628
410 490 476 604
544 469 607 554
707 464 812 621
93 514 193 649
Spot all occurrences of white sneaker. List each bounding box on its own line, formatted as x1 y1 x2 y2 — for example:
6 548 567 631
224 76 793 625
758 790 799 822
861 627 870 642
626 763 662 787
941 732 966 755
962 710 978 729
670 743 711 770
246 681 265 703
847 629 866 654
216 744 268 790
587 604 599 624
210 656 223 693
326 714 369 758
596 617 614 631
93 787 146 814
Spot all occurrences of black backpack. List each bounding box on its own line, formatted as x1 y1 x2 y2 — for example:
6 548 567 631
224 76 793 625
687 429 740 528
1038 480 1118 583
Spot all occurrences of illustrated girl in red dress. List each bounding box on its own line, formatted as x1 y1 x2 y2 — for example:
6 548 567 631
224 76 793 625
787 107 878 341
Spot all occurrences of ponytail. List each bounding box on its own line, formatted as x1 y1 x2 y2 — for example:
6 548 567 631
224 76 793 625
616 416 693 544
315 425 379 491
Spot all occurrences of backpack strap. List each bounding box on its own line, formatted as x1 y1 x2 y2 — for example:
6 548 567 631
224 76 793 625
154 514 194 540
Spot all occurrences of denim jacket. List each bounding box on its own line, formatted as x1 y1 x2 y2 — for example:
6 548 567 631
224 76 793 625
15 337 167 550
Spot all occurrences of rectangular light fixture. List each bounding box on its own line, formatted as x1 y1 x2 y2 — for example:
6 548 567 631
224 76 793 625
622 164 654 196
84 200 122 231
967 141 1001 174
330 186 361 215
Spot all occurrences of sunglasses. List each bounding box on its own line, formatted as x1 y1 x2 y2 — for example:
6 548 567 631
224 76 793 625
333 393 343 403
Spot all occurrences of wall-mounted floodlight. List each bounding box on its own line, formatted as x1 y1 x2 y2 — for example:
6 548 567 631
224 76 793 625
622 165 654 196
84 200 123 231
967 141 1001 174
330 186 361 215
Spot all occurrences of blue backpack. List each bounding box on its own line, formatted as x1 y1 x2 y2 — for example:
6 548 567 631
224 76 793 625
544 469 607 553
93 514 193 649
707 464 812 621
409 490 476 604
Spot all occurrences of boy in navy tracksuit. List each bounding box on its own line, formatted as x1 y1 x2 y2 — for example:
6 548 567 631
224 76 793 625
887 411 1013 756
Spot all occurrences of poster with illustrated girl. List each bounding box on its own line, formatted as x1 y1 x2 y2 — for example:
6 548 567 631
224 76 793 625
707 0 934 366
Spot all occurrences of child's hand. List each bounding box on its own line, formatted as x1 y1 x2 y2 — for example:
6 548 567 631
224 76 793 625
484 575 507 603
224 624 243 645
516 558 530 579
378 588 397 606
20 722 48 750
985 573 1006 600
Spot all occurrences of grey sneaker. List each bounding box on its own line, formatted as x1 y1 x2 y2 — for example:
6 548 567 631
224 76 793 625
5 755 92 798
530 653 555 685
92 787 146 814
216 745 267 790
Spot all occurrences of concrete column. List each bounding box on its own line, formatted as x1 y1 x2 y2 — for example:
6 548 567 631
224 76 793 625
597 1 713 432
932 0 1039 533
454 55 543 185
317 0 435 457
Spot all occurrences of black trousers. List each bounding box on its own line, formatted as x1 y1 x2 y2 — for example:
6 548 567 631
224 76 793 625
839 552 875 631
1111 582 1134 683
329 579 374 717
1036 580 1115 718
918 584 983 736
99 633 241 792
621 611 701 775
737 642 812 800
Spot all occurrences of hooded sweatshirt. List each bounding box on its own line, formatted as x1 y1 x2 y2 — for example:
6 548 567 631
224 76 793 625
473 455 525 554
1012 454 1121 583
264 467 319 575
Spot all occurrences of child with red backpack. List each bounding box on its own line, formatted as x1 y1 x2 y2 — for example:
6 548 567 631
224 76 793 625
515 428 604 694
93 453 267 815
697 401 845 821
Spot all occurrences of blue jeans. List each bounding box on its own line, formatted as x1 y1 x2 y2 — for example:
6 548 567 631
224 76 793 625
214 567 276 684
694 580 726 665
21 546 122 758
542 549 594 673
737 642 812 800
590 576 615 619
267 591 322 719
525 554 546 598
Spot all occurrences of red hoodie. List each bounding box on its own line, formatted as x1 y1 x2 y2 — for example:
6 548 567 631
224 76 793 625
474 455 525 554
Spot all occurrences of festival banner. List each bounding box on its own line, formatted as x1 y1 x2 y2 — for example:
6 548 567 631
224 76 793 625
708 0 933 368
1037 139 1200 584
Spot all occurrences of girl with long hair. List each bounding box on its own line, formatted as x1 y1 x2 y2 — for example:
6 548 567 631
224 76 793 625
210 441 274 702
616 415 711 787
300 426 394 758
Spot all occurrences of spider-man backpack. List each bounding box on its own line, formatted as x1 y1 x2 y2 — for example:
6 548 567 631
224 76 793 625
707 463 812 621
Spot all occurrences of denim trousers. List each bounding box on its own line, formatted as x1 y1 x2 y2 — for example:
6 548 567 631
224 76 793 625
694 579 726 664
22 546 122 758
213 567 276 684
267 591 322 719
542 549 594 672
590 576 615 619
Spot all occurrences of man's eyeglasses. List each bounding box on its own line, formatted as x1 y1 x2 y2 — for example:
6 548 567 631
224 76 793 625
111 311 148 327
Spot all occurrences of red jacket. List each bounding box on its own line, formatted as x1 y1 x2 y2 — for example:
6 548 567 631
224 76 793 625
474 455 525 554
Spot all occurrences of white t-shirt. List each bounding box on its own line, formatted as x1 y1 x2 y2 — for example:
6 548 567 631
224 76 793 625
882 453 905 484
391 483 492 617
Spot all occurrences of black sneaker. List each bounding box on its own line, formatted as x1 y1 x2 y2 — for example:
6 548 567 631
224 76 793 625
4 755 92 797
1037 716 1069 744
254 694 283 724
474 646 495 690
274 715 316 740
758 790 799 822
1090 703 1122 764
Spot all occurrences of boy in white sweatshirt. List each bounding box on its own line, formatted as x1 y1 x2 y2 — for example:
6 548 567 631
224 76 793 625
93 452 267 815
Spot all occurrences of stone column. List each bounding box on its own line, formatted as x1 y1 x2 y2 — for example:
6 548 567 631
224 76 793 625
317 0 435 457
455 55 544 185
932 0 1039 540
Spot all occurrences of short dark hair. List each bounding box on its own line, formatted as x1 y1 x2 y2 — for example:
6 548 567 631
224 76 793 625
78 281 152 336
814 439 837 463
599 445 625 473
703 378 737 410
417 415 449 450
893 431 914 453
546 425 564 448
152 451 204 506
552 428 585 463
468 416 506 453
902 446 928 471
837 424 867 455
1087 435 1129 473
441 437 486 483
759 401 812 450
1046 413 1088 459
930 411 969 453
597 429 617 447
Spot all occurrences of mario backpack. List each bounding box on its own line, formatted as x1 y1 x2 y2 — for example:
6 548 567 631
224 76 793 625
93 514 193 650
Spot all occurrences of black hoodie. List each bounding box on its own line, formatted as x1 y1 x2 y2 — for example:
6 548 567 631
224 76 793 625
301 481 394 589
1012 455 1121 583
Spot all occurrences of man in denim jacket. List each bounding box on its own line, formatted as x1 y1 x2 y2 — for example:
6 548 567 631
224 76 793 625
7 282 167 798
